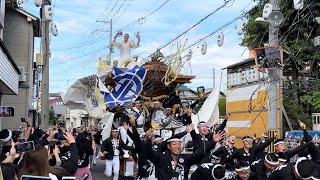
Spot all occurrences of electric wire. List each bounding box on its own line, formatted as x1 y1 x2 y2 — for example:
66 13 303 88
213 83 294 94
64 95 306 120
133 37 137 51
157 0 233 50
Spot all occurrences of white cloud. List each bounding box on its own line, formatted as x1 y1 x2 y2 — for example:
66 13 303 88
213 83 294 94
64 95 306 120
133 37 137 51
26 0 256 93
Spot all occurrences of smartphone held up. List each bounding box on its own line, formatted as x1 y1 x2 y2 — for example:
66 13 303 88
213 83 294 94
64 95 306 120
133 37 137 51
15 141 35 153
54 129 66 140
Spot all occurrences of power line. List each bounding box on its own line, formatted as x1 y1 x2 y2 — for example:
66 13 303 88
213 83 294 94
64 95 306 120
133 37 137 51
158 0 233 50
50 0 115 52
51 37 108 51
118 0 173 31
113 0 135 24
50 45 110 67
54 0 173 60
110 0 129 19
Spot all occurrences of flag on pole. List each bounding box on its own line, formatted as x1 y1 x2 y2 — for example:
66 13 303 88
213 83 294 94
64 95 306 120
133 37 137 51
63 75 108 119
104 65 147 108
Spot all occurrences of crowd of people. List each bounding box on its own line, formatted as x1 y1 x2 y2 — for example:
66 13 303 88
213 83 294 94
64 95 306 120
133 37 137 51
0 100 320 180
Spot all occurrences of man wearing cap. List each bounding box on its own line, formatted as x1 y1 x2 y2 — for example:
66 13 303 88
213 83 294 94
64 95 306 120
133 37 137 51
101 125 134 180
222 135 272 165
251 153 280 180
267 157 315 180
147 130 225 180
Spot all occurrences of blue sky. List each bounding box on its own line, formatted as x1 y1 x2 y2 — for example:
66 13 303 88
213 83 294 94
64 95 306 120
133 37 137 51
24 0 256 93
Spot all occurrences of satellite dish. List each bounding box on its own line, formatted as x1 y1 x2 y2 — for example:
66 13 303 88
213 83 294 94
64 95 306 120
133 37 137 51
255 17 268 24
51 23 58 36
262 3 273 19
236 20 245 35
217 31 224 47
268 11 284 25
186 49 192 61
34 0 42 7
43 5 53 21
293 0 304 10
201 41 207 55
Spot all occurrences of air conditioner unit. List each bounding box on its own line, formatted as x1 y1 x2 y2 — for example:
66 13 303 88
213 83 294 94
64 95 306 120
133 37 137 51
18 66 27 82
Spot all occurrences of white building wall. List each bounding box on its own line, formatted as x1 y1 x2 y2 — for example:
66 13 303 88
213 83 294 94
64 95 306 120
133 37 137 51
65 109 88 129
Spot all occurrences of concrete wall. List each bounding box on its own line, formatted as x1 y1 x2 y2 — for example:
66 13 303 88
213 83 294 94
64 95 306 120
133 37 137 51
1 9 36 130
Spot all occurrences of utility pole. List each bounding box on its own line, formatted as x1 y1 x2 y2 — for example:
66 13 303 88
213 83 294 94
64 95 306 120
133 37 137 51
65 79 69 127
268 0 282 133
40 0 51 129
96 19 113 65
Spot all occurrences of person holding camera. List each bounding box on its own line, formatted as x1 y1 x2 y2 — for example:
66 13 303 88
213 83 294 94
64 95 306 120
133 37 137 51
74 131 95 180
19 130 78 179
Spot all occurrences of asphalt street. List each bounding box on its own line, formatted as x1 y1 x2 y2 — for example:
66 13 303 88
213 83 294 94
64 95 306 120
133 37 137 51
90 158 112 180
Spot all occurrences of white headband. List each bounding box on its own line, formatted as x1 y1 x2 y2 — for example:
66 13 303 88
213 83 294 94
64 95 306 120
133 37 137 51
197 122 208 127
154 137 163 141
211 155 221 160
294 157 312 180
278 158 287 162
167 138 182 143
274 141 285 146
211 164 225 180
265 155 279 165
0 130 12 142
235 166 250 172
242 138 252 142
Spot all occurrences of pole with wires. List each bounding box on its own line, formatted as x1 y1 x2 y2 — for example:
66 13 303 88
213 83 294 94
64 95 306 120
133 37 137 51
267 0 282 133
40 0 51 129
96 19 113 65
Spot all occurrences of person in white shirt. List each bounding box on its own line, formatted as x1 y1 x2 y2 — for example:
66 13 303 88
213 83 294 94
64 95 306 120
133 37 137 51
101 126 134 180
113 32 140 68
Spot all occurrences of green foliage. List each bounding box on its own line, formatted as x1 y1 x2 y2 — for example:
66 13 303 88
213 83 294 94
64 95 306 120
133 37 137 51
243 0 320 131
241 4 268 48
242 0 320 64
300 91 320 112
219 96 226 116
283 95 311 130
49 107 58 125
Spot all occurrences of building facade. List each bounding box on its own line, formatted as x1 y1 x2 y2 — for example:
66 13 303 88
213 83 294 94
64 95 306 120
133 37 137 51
49 93 89 129
0 1 21 130
225 58 281 148
1 5 40 130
